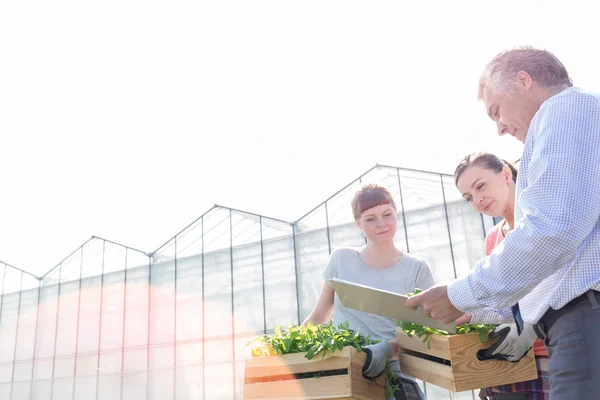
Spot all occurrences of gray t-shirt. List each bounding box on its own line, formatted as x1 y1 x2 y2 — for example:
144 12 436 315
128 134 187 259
322 247 436 343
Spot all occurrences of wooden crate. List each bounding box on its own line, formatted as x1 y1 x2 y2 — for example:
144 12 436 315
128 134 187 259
396 328 538 392
243 346 386 400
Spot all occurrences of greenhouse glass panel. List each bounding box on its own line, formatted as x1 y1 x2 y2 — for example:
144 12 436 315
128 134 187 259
203 208 233 339
231 211 264 335
442 175 488 278
124 257 150 349
399 170 457 283
149 249 175 346
148 368 174 400
15 274 39 362
262 223 297 330
175 365 202 400
294 204 330 322
121 371 147 400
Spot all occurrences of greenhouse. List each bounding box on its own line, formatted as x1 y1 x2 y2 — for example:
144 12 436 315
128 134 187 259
0 164 501 400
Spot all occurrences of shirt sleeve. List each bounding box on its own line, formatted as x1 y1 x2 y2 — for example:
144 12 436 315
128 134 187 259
322 249 340 287
414 260 436 291
469 307 514 325
448 93 600 312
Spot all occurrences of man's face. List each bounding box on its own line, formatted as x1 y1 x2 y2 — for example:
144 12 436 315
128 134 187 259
482 77 540 143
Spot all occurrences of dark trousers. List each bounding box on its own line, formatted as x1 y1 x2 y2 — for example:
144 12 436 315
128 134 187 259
534 290 600 399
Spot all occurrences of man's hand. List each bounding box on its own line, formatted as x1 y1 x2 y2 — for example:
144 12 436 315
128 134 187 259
404 284 463 323
362 340 393 379
477 323 537 362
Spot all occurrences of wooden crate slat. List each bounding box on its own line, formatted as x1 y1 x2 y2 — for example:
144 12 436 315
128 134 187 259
399 353 456 391
244 374 353 399
243 346 386 400
349 349 387 400
395 330 452 360
245 352 350 379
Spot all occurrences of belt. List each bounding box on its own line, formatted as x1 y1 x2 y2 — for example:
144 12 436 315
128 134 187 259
534 290 600 339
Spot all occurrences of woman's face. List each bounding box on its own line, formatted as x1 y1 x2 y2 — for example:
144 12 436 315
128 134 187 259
456 165 513 217
356 203 397 243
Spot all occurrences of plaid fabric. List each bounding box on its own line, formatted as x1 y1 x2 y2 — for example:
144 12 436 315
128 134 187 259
483 356 550 399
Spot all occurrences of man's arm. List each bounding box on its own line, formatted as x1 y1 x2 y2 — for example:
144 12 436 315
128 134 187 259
449 93 600 312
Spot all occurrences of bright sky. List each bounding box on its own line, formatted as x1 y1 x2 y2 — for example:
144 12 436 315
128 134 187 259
1 0 598 276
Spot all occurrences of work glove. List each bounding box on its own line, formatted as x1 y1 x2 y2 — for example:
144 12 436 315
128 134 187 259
477 323 537 362
362 340 393 379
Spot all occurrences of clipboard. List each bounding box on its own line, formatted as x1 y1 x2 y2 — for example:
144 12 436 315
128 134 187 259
329 278 456 333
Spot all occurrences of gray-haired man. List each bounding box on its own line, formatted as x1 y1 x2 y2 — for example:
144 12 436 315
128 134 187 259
405 47 600 398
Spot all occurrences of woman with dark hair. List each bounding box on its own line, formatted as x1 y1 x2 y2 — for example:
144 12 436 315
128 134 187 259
454 152 549 400
303 184 434 400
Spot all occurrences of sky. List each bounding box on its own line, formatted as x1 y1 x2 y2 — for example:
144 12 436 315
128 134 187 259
1 0 598 276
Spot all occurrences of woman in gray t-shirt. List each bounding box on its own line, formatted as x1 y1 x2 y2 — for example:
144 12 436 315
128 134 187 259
302 183 435 400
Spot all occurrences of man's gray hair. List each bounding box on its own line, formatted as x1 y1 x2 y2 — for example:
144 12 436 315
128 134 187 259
478 46 573 100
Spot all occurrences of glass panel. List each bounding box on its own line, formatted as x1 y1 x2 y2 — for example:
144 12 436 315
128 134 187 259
123 347 147 373
234 333 259 361
175 342 202 367
51 376 73 400
263 226 297 330
77 275 102 354
149 344 174 370
176 218 203 258
0 383 10 400
75 353 98 376
325 180 362 228
30 379 52 400
122 371 147 400
52 356 75 378
81 239 104 279
32 359 53 380
204 337 232 363
97 373 121 400
60 248 82 284
124 262 149 348
175 365 202 400
154 238 176 264
203 208 231 253
149 258 175 345
0 291 20 364
204 362 234 400
0 363 12 382
14 275 39 361
12 360 32 381
203 209 233 339
11 381 31 400
442 176 487 279
100 270 125 351
103 241 127 274
294 204 330 321
148 368 174 400
175 255 202 342
400 170 456 283
55 280 80 357
73 375 97 399
34 284 59 359
232 212 264 335
99 350 122 374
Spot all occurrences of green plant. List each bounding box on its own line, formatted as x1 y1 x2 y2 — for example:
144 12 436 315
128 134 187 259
398 289 497 349
247 321 399 397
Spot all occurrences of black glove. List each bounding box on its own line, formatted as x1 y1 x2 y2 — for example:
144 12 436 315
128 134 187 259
477 323 537 362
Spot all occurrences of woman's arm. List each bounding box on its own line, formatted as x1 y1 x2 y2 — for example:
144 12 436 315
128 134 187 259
301 282 335 326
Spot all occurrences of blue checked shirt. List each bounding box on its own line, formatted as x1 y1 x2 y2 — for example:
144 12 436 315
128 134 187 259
448 87 600 325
